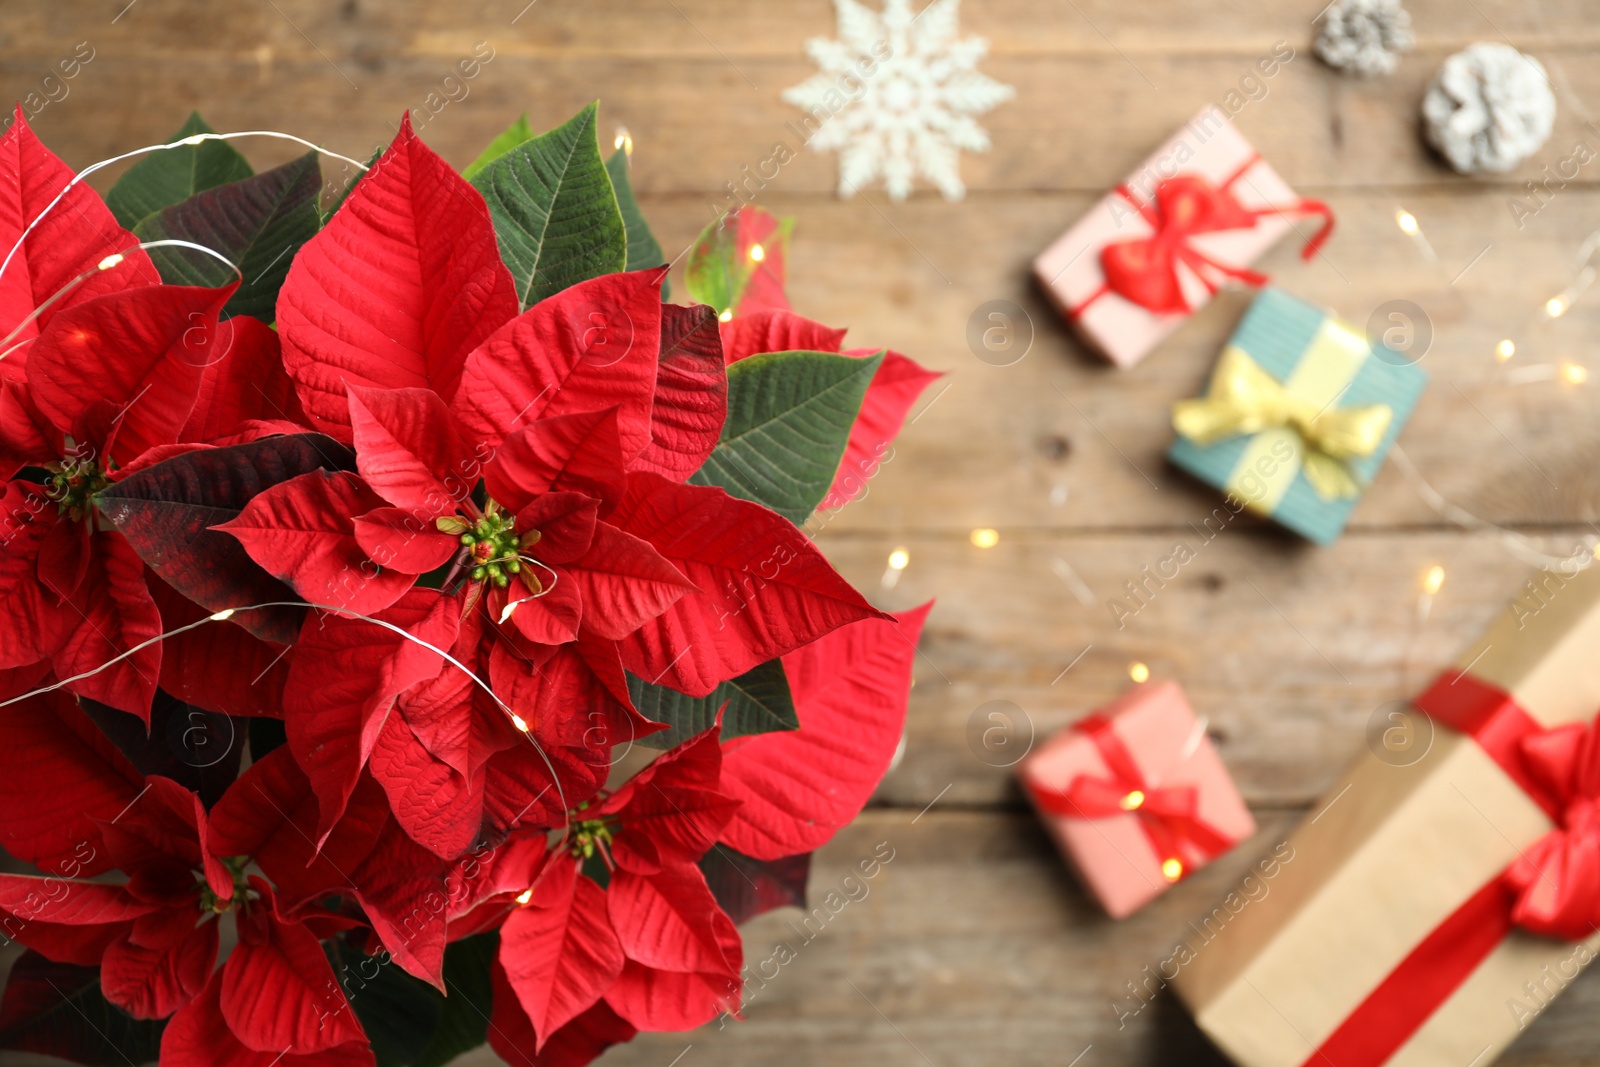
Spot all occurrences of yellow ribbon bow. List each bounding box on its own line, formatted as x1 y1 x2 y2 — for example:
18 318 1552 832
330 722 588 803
1172 344 1393 501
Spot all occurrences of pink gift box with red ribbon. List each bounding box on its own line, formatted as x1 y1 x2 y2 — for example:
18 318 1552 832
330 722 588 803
1032 107 1332 368
1019 680 1256 919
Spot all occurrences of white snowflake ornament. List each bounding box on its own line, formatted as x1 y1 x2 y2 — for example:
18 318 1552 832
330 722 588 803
784 0 1014 202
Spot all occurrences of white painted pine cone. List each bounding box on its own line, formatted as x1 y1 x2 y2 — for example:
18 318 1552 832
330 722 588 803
1422 42 1556 174
1314 0 1414 77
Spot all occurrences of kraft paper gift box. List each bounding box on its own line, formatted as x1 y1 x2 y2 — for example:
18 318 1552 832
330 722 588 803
1167 287 1428 546
1018 680 1256 919
1173 562 1600 1067
1032 106 1332 368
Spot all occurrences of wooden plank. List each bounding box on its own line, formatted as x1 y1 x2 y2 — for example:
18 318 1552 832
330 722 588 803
808 529 1588 809
641 188 1600 534
5 48 1600 196
8 1 1600 60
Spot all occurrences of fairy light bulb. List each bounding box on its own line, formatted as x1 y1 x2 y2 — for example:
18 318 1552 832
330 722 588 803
1422 565 1445 596
1162 858 1184 881
207 608 236 622
1129 661 1150 684
1395 210 1419 235
515 889 533 905
718 309 733 323
749 243 766 263
1120 790 1145 811
970 528 999 548
887 547 909 570
1561 362 1588 384
511 713 530 733
613 127 633 157
97 253 124 271
1495 339 1515 362
1546 296 1569 318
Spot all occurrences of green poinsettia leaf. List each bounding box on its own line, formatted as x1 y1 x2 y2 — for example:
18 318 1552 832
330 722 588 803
471 102 627 309
605 147 667 286
106 112 254 230
414 933 498 1067
0 951 166 1066
684 209 793 314
462 113 533 181
135 152 322 321
337 944 443 1067
688 349 883 523
684 214 736 313
630 658 797 750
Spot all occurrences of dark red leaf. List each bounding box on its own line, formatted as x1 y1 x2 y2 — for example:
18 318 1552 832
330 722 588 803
0 950 167 1067
699 846 810 925
346 818 451 988
80 691 245 809
95 775 232 902
95 433 354 645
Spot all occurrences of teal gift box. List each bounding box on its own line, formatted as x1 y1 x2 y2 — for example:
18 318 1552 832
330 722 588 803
1167 288 1428 545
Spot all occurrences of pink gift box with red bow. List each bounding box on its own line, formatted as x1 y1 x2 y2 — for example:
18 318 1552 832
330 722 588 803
1018 680 1256 918
1032 107 1332 368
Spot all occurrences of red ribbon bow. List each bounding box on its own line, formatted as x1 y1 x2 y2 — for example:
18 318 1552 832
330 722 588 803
1499 717 1600 940
1026 713 1232 880
1072 162 1334 318
1305 671 1600 1067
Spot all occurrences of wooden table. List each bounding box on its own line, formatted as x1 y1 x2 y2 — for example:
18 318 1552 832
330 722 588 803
6 2 1600 1064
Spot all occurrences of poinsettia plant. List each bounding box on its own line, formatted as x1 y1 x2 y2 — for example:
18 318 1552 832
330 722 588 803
0 103 937 1067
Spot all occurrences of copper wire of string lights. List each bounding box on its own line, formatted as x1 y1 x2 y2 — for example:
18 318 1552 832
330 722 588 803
1382 209 1598 570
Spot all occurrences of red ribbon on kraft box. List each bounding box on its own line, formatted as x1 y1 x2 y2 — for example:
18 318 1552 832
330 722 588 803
1305 670 1600 1067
